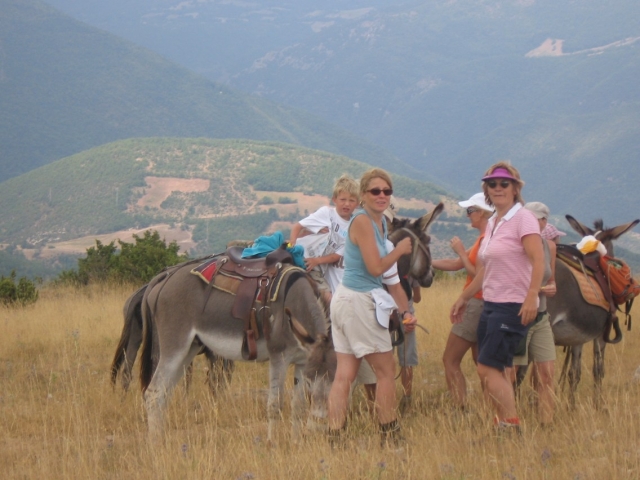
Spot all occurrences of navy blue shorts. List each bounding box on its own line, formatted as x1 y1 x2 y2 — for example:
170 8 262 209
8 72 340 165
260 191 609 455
477 301 529 371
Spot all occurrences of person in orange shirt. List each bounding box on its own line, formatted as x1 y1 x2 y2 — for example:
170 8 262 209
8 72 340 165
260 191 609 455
432 193 493 409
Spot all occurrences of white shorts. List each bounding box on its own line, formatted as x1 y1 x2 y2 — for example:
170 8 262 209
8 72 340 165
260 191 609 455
330 284 393 358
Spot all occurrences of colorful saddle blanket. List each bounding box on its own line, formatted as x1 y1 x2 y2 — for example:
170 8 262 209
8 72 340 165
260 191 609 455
191 254 243 295
562 261 610 311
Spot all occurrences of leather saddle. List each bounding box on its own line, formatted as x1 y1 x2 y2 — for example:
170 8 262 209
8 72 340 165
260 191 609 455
224 246 293 277
217 245 295 360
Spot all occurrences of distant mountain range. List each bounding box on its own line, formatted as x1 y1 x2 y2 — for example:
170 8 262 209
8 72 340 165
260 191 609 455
0 0 419 182
42 0 640 224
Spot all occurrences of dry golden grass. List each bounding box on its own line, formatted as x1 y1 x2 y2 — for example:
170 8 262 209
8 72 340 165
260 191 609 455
1 280 639 479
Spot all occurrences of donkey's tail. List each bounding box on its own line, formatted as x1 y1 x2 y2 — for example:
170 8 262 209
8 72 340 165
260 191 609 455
139 289 155 393
110 284 147 388
139 272 170 392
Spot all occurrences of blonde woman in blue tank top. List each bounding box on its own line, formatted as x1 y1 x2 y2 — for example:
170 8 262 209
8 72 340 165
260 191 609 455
328 168 416 446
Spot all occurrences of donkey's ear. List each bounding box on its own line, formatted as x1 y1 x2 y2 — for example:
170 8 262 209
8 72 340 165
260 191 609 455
416 202 445 232
609 219 640 240
565 215 593 237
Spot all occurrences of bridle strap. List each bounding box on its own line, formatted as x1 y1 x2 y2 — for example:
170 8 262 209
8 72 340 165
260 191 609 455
391 227 429 271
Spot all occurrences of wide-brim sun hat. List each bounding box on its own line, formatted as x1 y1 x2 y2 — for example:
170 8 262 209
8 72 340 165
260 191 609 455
458 192 493 213
541 223 567 240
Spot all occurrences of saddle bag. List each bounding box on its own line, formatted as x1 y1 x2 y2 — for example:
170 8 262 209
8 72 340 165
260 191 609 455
600 255 638 333
599 256 640 305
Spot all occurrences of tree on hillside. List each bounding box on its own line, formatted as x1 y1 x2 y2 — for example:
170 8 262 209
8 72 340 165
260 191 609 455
76 240 118 284
116 230 187 283
58 230 188 285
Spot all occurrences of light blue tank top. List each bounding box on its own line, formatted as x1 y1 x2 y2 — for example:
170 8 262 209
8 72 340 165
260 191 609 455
342 210 388 292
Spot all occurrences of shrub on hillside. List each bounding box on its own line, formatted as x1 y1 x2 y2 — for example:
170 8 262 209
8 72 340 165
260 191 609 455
0 271 39 307
257 196 274 205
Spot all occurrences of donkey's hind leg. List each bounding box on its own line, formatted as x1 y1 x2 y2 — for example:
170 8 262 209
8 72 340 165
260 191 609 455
592 338 606 410
144 342 201 442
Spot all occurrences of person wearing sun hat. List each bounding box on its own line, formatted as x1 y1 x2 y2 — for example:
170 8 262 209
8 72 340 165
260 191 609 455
450 161 545 434
432 192 493 409
525 201 567 243
512 201 557 426
541 223 567 244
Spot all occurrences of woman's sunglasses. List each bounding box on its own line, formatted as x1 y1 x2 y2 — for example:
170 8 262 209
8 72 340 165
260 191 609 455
485 179 512 189
367 188 393 196
466 207 480 215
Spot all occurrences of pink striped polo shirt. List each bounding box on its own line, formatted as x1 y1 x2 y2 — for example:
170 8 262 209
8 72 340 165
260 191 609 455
479 203 541 303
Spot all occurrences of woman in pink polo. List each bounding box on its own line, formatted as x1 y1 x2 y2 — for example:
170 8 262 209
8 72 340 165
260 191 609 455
450 161 544 432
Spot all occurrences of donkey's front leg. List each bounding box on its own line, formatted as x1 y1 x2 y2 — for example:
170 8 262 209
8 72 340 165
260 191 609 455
267 354 287 443
290 363 309 443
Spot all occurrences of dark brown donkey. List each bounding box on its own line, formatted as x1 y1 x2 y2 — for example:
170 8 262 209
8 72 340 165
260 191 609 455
547 215 639 408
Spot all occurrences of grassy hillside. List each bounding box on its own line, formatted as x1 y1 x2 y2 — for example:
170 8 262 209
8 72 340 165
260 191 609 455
0 138 449 262
2 282 639 478
0 0 418 183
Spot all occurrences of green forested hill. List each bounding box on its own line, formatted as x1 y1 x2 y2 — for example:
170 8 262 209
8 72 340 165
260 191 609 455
3 137 640 278
0 0 417 182
0 138 448 250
